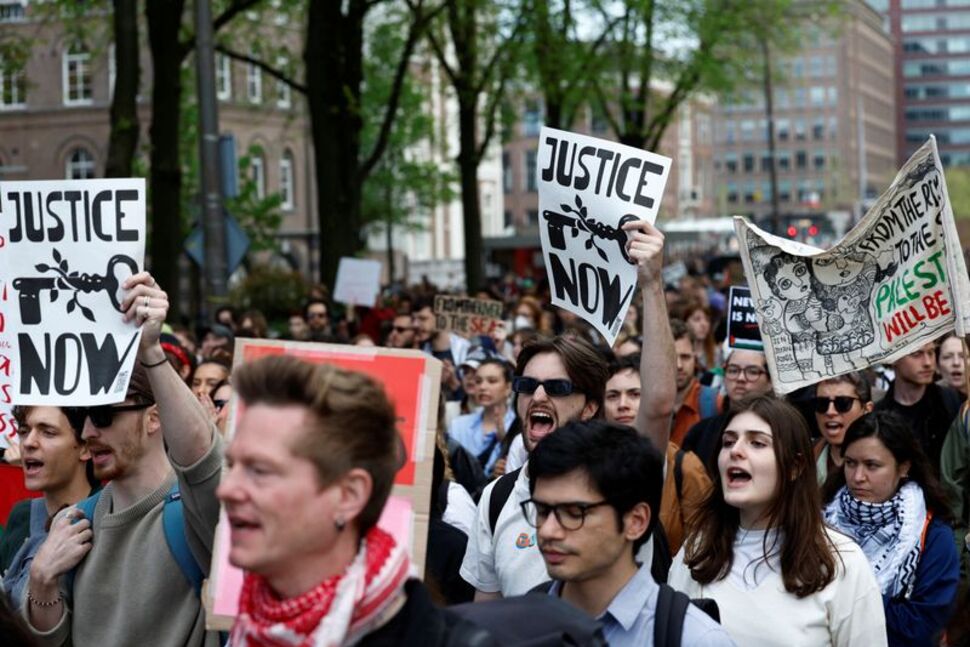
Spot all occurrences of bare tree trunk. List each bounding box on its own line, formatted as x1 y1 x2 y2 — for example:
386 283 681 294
146 0 186 313
457 96 484 292
305 0 366 290
105 0 140 178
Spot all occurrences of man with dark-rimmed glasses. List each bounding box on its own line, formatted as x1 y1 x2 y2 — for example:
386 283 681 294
22 272 223 647
460 220 676 598
524 420 732 646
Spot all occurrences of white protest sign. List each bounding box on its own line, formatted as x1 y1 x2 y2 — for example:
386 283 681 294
537 127 672 345
333 257 382 307
0 179 146 406
737 137 970 394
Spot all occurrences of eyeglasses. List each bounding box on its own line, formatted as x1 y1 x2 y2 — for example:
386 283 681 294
813 396 860 414
724 365 767 380
391 326 412 334
520 498 610 531
511 377 578 397
65 402 153 430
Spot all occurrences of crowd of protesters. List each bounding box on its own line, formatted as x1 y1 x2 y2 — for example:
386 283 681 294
0 222 969 646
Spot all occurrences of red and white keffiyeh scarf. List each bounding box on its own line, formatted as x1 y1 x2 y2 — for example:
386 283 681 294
230 527 411 647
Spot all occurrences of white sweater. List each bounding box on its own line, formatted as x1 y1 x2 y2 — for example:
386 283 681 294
668 527 887 647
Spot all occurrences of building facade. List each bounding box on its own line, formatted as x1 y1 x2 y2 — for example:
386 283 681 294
710 0 897 232
0 3 318 279
874 0 970 166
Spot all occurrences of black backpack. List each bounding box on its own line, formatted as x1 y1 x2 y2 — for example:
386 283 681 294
447 592 607 646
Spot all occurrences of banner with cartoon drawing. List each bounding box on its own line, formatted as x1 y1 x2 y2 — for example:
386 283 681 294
537 127 672 345
0 179 145 408
736 137 970 394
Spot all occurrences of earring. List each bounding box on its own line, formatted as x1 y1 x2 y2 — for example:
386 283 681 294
334 518 346 532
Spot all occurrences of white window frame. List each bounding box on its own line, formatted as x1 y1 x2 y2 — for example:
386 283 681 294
216 53 231 100
246 59 261 104
279 152 294 210
275 56 291 109
63 44 93 106
65 148 95 179
251 154 265 199
0 57 26 109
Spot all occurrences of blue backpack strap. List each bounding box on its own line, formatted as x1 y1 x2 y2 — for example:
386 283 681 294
65 490 103 593
698 386 719 420
162 483 204 597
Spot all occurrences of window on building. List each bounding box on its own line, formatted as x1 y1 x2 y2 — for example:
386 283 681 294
794 119 806 141
247 58 262 103
0 57 26 108
812 119 825 140
743 153 754 172
795 150 807 170
761 152 772 172
63 43 93 106
810 55 823 77
743 181 756 204
827 86 838 106
813 150 825 170
65 148 95 179
527 209 539 226
810 86 826 106
526 149 537 192
776 118 790 141
502 151 513 193
778 151 791 171
276 56 291 108
250 153 265 198
779 179 792 202
726 181 738 204
216 54 231 100
725 152 738 173
279 151 294 210
0 2 25 22
523 100 541 137
504 210 513 229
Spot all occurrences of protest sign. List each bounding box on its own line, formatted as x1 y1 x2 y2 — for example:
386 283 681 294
0 179 145 407
205 338 441 630
433 294 503 335
333 257 382 307
736 137 970 394
537 126 672 346
727 286 763 351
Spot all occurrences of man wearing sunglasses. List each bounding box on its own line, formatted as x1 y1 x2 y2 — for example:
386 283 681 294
460 220 675 598
813 372 873 484
526 421 731 646
682 348 773 475
386 313 417 349
23 273 224 647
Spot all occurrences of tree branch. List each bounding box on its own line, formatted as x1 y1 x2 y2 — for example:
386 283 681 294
214 44 307 93
178 0 266 55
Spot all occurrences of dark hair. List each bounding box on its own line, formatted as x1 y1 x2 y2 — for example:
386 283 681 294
669 318 690 343
412 295 435 314
822 411 953 521
194 357 232 377
607 353 640 380
233 355 400 534
816 371 872 403
516 336 609 415
478 357 513 384
528 420 663 550
303 298 329 319
685 394 838 597
12 405 98 488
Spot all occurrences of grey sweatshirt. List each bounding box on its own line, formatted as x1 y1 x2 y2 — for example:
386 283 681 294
25 433 223 647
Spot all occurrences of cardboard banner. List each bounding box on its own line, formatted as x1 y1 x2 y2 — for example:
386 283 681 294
736 137 970 394
537 127 672 345
0 179 145 411
433 295 503 335
333 257 382 307
205 338 441 630
727 286 763 351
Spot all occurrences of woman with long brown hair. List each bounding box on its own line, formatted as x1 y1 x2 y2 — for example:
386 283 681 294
669 395 886 646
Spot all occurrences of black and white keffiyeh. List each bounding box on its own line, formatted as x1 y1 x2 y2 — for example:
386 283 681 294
824 481 926 599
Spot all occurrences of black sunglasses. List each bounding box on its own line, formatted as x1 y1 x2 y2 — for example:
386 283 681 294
511 376 578 397
813 396 860 414
66 402 154 430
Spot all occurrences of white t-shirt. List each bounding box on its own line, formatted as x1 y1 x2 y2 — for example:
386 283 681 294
668 527 887 647
460 462 653 597
443 481 477 536
505 434 528 473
